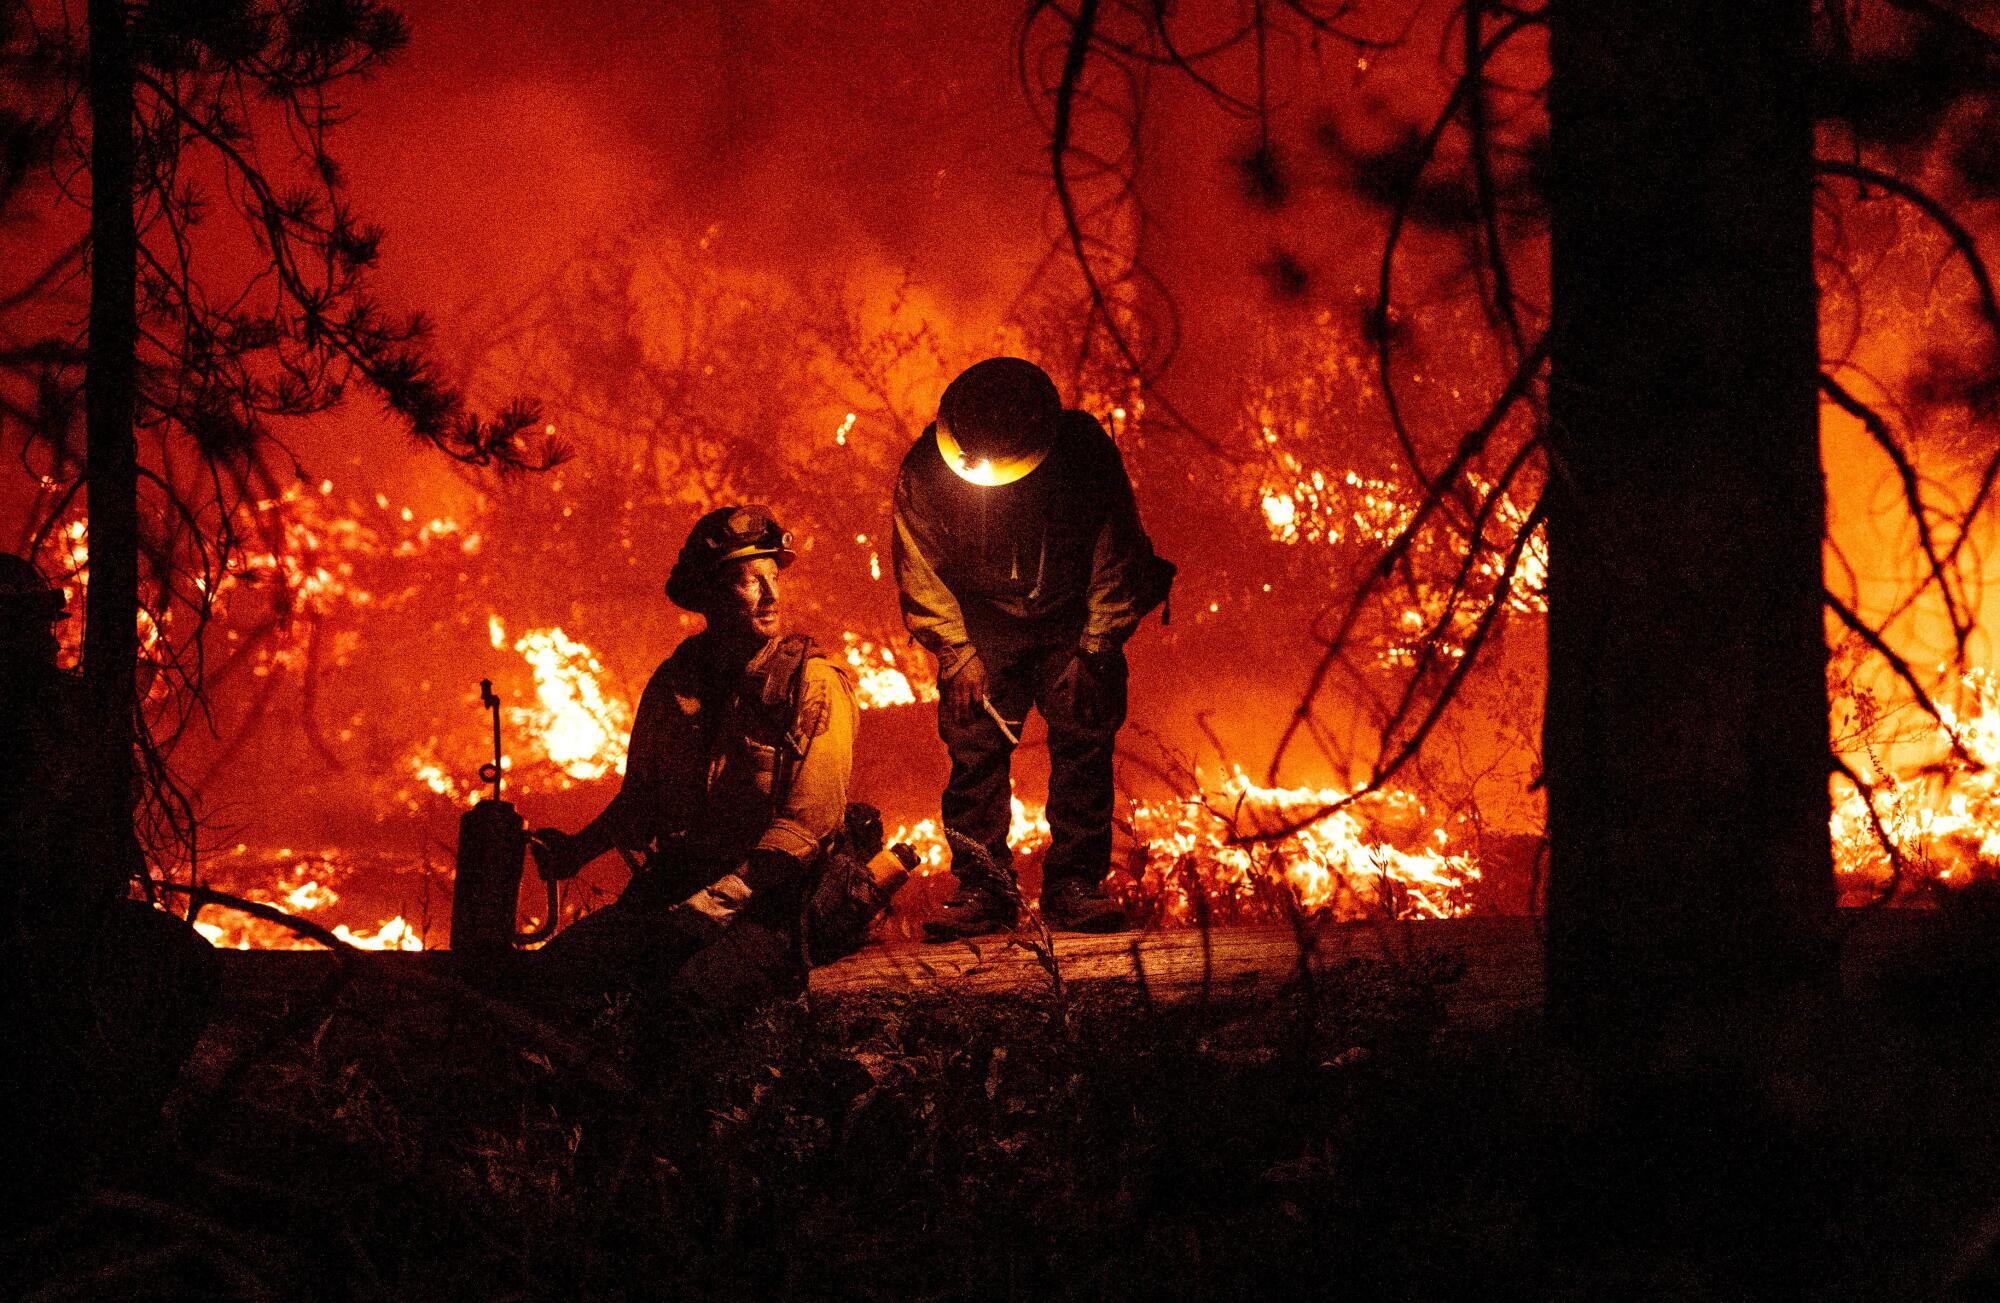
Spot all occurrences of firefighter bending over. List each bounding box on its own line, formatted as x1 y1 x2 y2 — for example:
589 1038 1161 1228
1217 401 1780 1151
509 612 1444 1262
894 358 1173 939
531 506 898 1012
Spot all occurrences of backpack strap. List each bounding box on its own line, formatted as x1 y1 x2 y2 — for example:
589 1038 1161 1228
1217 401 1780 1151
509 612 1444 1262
745 633 816 806
745 632 840 981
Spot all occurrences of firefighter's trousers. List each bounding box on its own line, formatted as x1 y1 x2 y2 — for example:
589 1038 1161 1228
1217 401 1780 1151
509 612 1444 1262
939 636 1126 894
540 866 803 1018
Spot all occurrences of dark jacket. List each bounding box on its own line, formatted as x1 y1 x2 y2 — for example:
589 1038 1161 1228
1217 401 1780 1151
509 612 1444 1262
891 410 1167 673
585 632 857 908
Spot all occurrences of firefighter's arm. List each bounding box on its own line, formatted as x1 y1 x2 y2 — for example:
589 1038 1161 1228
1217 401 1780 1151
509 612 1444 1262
1079 424 1155 657
536 667 670 877
678 662 859 930
892 466 979 681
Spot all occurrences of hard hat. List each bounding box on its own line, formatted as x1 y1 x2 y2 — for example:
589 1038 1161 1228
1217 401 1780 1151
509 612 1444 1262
665 504 796 610
935 357 1061 487
0 553 68 624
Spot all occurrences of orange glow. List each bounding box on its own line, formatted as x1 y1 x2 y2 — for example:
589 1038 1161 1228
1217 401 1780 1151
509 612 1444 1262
842 632 937 709
192 848 433 951
1124 770 1480 923
510 627 631 782
39 4 1992 954
887 778 1478 925
1832 668 2000 901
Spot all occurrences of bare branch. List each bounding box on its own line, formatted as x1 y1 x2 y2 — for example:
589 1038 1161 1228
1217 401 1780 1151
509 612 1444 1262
1241 489 1546 847
1818 368 1971 656
1267 329 1549 784
1824 588 1975 767
1816 158 2000 335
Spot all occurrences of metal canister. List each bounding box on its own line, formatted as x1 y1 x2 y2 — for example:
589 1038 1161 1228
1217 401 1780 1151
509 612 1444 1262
450 797 531 961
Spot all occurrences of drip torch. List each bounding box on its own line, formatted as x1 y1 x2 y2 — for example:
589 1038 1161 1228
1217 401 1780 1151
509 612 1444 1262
449 678 561 959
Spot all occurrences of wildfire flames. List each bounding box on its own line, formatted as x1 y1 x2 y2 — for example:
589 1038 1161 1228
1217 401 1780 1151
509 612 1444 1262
110 452 2000 949
1257 457 1548 666
507 626 632 783
841 632 937 709
1833 668 2000 902
1121 772 1480 924
890 774 1480 926
23 217 1984 954
191 847 430 951
33 399 1996 953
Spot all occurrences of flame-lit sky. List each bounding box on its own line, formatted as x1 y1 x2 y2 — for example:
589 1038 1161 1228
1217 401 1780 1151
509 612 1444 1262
342 1 1047 326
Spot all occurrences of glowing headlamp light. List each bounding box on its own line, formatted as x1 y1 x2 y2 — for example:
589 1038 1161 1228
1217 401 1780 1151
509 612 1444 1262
935 423 1050 487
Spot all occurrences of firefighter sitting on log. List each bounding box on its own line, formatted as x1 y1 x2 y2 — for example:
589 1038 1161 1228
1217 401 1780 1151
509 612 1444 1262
529 506 907 1013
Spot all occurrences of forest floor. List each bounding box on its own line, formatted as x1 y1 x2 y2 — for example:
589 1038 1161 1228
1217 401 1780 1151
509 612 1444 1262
13 909 2000 1301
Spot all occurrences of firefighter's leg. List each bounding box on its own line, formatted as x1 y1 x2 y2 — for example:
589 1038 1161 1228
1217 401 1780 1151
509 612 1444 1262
533 869 682 1006
660 919 802 1017
537 891 648 965
1032 639 1128 927
937 646 1034 888
927 646 1033 939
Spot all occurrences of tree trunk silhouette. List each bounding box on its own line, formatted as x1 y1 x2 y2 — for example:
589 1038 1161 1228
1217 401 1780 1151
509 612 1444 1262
1542 0 1835 1036
82 0 140 915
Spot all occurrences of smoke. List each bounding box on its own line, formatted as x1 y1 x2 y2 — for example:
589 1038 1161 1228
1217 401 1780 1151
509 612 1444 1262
335 1 1048 344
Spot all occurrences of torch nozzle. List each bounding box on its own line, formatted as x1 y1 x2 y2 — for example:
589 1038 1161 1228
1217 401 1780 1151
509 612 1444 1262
478 678 505 801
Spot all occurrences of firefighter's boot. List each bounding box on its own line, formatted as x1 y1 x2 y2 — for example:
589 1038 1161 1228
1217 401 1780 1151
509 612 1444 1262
923 830 1019 942
922 885 1018 942
1039 877 1128 933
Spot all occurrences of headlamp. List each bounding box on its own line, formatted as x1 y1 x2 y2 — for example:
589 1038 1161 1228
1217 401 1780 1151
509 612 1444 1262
935 422 1049 487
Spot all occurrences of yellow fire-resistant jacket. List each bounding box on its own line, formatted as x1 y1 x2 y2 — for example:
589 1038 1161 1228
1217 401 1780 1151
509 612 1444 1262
591 632 857 907
892 410 1168 677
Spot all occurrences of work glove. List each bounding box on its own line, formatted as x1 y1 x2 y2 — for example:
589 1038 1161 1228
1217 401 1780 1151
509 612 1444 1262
941 651 990 725
663 873 754 950
1062 648 1125 731
529 828 586 881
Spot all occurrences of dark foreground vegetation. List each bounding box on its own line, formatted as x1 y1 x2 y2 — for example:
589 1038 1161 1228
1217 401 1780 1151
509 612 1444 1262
12 914 2000 1302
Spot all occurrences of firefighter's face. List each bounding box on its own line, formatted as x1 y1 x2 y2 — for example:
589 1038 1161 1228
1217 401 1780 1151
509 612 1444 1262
710 556 783 640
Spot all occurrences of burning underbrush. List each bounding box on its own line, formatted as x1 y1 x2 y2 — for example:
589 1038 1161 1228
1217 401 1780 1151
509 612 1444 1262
1833 667 2000 905
171 476 2000 950
189 845 440 951
880 774 1482 931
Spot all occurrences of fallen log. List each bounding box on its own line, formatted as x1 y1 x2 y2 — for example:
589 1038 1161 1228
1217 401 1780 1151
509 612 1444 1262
810 916 1545 1022
205 910 1942 1029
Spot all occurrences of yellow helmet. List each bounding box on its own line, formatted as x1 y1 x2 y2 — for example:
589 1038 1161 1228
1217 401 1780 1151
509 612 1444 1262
934 421 1050 486
665 505 796 610
935 357 1060 487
